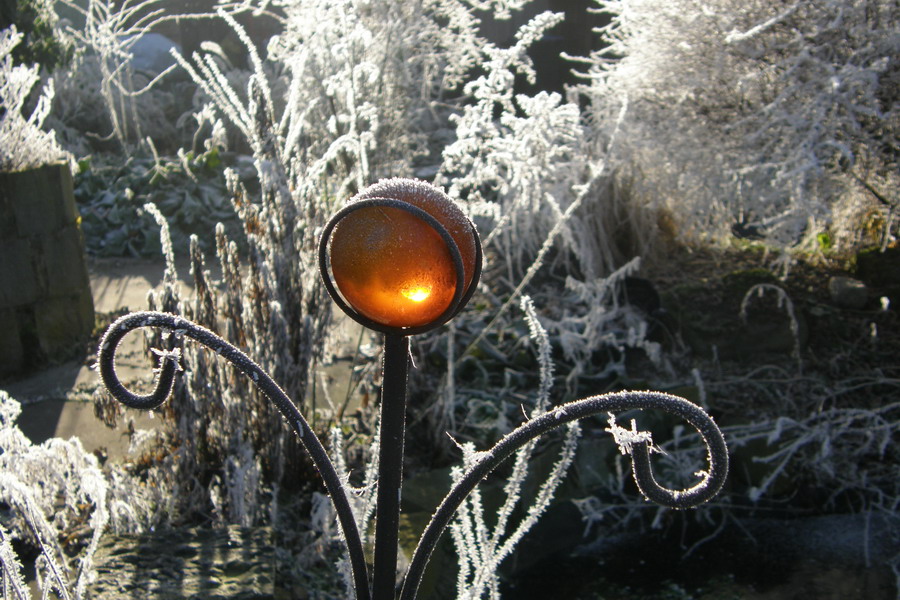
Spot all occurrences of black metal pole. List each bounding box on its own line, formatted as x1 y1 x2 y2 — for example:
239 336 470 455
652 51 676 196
372 333 410 600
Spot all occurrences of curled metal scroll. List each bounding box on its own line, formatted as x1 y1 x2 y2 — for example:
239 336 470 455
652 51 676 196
96 311 373 600
399 390 729 600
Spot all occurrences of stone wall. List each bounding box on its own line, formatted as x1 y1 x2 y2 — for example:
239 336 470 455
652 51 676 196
0 162 94 379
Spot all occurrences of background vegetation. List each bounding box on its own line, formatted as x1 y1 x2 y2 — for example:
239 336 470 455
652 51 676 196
1 0 898 598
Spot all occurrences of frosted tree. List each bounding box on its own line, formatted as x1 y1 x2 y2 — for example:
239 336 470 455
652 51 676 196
579 0 900 251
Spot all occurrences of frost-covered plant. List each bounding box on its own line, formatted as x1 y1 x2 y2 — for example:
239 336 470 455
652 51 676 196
430 6 662 385
47 51 184 154
55 0 178 147
73 151 240 257
114 203 284 522
0 391 161 600
707 344 900 511
112 0 579 520
416 6 662 453
451 297 581 599
438 10 640 282
49 0 218 154
540 256 665 391
580 0 900 251
175 0 509 196
0 26 69 171
7 0 70 70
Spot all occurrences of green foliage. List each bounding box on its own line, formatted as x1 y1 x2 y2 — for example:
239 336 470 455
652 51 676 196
3 0 72 70
816 231 834 251
73 151 243 257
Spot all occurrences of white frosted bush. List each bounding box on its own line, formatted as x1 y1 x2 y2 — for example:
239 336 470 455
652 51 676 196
0 391 161 600
54 0 183 149
580 0 900 250
417 4 663 458
0 26 69 171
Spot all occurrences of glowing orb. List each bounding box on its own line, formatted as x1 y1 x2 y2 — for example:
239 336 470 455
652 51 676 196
329 179 477 328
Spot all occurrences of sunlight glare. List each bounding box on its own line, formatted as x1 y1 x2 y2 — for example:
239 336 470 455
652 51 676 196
401 285 432 302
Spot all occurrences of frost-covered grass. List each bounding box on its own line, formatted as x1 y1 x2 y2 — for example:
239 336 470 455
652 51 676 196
449 296 581 599
0 391 164 600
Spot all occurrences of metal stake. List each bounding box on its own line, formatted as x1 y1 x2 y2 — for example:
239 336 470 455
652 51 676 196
372 334 410 600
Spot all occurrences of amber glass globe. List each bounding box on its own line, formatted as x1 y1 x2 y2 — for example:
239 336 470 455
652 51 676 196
329 179 476 328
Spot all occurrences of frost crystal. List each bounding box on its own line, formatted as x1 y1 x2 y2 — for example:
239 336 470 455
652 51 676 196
605 413 653 456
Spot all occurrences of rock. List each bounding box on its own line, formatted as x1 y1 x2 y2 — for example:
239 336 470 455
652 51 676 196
414 164 440 180
126 33 181 75
0 163 94 378
828 276 868 309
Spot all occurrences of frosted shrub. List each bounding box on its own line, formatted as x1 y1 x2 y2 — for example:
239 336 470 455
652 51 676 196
419 7 663 449
581 0 900 251
439 10 626 281
451 297 581 599
54 0 182 149
0 26 69 171
0 391 161 600
175 0 504 196
541 256 664 391
47 52 181 155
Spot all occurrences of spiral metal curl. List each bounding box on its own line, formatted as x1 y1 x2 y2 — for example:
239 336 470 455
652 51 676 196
96 311 372 600
398 390 728 600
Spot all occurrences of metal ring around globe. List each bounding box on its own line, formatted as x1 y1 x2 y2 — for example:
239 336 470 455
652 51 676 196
318 197 480 336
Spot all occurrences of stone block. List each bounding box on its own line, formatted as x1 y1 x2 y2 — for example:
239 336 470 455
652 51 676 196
0 238 40 307
0 307 24 379
42 226 92 297
828 276 868 309
33 290 94 361
0 162 79 237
